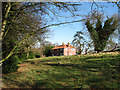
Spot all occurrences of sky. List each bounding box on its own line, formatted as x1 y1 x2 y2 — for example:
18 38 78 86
45 2 118 45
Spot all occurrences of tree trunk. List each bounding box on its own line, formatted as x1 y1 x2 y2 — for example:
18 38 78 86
27 46 30 59
2 2 11 37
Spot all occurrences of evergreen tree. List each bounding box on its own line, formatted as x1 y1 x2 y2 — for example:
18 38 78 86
72 31 85 54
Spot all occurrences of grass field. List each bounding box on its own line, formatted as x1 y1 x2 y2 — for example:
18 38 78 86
2 52 120 88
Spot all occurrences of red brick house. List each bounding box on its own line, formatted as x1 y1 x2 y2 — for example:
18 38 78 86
52 42 76 56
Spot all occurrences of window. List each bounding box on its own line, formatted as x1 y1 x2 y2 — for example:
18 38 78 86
70 53 72 55
72 48 75 51
60 53 63 56
52 54 54 56
57 49 59 51
56 53 58 56
60 48 63 51
65 53 67 56
65 48 67 51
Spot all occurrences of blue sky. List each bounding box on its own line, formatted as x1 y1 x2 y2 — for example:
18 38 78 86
46 2 118 45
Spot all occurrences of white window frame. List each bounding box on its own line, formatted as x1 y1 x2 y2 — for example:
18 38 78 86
70 53 72 55
65 48 67 51
65 53 68 56
72 48 75 51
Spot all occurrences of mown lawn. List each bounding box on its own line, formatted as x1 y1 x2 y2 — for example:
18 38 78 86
2 52 120 88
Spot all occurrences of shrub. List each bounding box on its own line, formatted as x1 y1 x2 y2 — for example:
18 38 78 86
35 53 40 58
44 45 54 57
17 52 27 63
28 51 35 59
2 55 20 74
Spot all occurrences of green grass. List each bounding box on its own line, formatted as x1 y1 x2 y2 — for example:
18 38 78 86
2 52 120 88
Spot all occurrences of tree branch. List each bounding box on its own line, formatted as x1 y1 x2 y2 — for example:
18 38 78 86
1 19 84 64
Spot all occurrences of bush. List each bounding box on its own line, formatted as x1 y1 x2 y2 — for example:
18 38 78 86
17 52 27 63
28 51 35 59
35 53 40 58
2 55 20 74
44 45 54 57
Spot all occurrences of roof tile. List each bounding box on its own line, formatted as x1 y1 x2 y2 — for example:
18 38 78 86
52 44 75 50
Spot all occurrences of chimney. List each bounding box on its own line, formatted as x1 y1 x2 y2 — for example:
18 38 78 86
68 42 70 47
63 42 65 45
63 42 66 48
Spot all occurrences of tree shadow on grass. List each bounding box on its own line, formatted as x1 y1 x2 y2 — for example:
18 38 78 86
45 63 82 69
3 76 31 88
45 63 101 72
31 80 47 88
83 55 117 61
3 75 48 88
45 63 117 88
45 61 103 69
24 58 62 65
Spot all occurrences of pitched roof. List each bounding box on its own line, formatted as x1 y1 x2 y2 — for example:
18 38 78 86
66 45 76 49
52 44 76 50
